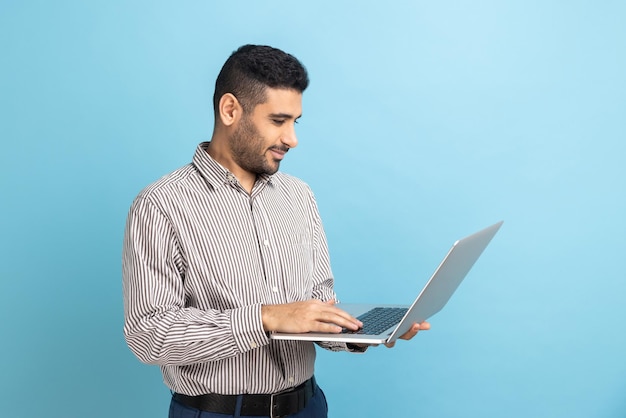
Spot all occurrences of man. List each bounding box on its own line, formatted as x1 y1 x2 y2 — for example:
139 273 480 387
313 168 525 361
123 44 429 418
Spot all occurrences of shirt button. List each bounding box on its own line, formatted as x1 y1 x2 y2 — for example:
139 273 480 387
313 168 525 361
263 239 270 246
272 286 279 293
250 341 257 349
288 376 295 384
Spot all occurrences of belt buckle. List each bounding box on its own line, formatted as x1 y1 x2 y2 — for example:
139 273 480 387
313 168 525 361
270 382 304 418
269 388 290 418
269 392 279 418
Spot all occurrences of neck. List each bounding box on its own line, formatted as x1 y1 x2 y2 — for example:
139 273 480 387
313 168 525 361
205 139 256 194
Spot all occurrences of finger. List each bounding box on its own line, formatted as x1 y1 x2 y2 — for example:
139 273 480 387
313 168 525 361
316 304 363 330
300 300 362 331
384 341 396 348
398 322 431 340
311 321 343 333
398 331 418 340
318 308 362 331
398 324 420 340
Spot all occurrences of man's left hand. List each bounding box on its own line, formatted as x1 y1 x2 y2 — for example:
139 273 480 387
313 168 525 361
384 321 430 348
350 321 430 350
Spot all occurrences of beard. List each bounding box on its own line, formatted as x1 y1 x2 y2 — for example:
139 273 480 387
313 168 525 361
229 115 286 176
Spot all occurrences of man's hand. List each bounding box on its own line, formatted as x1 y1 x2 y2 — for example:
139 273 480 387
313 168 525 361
261 300 363 333
384 321 430 348
349 321 431 349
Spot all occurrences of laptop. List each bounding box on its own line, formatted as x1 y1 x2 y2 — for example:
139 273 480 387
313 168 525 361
270 221 503 345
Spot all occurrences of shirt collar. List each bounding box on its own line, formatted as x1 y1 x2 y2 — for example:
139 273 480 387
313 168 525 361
192 142 274 190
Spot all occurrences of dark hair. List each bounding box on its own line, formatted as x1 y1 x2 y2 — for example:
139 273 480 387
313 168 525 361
213 44 309 115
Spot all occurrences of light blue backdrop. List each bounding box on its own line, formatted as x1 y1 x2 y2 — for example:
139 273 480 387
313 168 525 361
1 1 625 417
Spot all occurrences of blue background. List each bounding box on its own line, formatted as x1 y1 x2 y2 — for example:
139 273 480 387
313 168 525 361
1 1 625 417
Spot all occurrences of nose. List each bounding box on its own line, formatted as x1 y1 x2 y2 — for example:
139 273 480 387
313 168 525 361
281 124 298 149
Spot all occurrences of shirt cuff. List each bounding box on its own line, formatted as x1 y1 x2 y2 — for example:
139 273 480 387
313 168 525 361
229 304 271 353
346 343 369 353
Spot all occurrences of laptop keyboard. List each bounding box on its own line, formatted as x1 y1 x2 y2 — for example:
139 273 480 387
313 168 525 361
342 307 408 335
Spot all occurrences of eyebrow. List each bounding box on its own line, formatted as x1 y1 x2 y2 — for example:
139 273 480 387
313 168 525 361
268 113 302 120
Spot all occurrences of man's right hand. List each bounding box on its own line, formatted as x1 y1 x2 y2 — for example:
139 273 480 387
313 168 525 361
261 300 363 333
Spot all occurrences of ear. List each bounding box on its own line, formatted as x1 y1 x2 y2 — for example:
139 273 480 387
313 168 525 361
218 93 242 127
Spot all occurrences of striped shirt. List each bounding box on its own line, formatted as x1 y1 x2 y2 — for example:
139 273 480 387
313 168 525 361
122 142 350 396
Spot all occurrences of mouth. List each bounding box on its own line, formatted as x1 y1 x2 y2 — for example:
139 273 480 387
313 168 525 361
268 146 289 161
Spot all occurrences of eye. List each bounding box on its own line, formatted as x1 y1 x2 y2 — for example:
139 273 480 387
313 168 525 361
272 119 286 126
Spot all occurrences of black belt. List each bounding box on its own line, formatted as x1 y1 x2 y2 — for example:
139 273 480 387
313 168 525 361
172 377 316 418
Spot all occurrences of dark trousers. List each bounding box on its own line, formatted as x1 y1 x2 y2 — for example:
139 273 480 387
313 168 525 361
169 384 329 418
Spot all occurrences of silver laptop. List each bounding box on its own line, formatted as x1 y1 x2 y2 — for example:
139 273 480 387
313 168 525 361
270 221 503 345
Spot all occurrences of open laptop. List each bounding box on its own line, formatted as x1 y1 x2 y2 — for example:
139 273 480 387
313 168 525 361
270 221 503 345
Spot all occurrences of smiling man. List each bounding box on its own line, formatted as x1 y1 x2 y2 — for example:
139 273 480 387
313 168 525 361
122 44 428 418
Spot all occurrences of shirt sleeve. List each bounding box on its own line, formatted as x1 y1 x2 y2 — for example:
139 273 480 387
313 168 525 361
122 195 270 366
